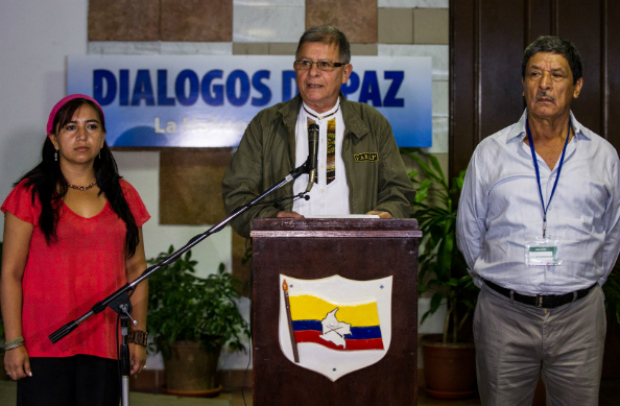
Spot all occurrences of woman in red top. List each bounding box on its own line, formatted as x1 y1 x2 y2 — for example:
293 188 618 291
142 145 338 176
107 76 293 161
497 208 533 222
1 94 150 406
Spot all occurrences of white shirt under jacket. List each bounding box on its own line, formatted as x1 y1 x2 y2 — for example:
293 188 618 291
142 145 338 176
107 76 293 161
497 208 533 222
456 109 620 296
292 101 350 216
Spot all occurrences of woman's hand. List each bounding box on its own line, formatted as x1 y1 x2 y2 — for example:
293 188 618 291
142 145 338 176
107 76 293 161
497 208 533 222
4 346 32 380
129 343 147 375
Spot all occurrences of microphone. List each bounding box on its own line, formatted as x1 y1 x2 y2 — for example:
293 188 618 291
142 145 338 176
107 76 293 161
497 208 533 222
306 123 319 192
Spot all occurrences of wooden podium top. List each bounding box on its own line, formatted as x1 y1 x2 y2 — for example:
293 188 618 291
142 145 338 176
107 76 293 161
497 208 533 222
251 218 421 239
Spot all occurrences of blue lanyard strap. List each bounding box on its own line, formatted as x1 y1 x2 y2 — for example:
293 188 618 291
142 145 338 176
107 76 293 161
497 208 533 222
525 118 571 238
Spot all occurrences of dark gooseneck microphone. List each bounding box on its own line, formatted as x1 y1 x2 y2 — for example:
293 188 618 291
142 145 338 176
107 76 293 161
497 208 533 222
306 123 319 192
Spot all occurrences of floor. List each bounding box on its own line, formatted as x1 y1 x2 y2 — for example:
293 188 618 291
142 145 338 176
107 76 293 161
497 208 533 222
227 387 485 406
0 378 618 405
227 379 620 406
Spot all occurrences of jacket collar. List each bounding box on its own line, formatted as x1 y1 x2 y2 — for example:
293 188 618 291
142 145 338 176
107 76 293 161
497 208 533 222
278 94 302 135
277 94 368 141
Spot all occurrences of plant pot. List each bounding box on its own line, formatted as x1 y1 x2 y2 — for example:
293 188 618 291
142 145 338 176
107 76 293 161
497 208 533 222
421 334 477 399
163 341 221 395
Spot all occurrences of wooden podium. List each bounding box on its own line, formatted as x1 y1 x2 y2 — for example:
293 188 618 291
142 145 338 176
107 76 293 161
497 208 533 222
251 218 421 406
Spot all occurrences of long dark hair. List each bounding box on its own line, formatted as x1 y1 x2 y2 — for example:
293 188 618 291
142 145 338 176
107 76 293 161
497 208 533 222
18 98 140 258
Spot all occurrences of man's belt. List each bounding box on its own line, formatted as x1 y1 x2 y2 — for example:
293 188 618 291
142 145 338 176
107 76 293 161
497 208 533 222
483 280 597 309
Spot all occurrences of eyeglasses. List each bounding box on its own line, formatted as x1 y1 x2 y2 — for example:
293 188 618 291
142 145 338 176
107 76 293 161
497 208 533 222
294 59 346 72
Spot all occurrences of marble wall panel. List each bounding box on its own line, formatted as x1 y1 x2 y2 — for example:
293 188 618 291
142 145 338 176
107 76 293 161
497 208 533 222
432 80 448 117
88 0 160 41
88 41 162 55
413 8 448 44
234 0 304 5
351 44 378 56
88 41 233 55
161 0 233 42
378 44 448 80
159 148 233 225
378 0 448 7
233 43 270 55
306 0 377 44
268 43 299 55
233 4 305 42
160 42 233 55
429 116 448 154
378 8 414 44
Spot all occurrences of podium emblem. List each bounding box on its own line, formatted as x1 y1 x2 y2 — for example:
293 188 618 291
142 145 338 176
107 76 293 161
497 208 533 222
279 274 393 381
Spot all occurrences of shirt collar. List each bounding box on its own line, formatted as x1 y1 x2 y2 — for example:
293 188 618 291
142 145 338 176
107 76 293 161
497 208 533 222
302 99 340 121
505 109 590 144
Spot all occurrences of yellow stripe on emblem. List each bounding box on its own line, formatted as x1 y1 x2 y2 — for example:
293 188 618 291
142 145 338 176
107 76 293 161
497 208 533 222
289 295 380 326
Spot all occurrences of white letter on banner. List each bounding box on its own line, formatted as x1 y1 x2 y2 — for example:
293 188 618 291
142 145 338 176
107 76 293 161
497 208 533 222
154 117 165 134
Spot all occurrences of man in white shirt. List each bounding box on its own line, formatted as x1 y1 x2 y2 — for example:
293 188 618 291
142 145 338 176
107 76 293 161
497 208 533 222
222 26 415 238
456 36 620 406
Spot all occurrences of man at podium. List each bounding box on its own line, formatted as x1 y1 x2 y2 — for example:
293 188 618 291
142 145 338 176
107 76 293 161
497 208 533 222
222 25 415 238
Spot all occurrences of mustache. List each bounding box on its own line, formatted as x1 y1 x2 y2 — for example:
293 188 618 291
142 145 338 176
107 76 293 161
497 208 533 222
535 92 556 102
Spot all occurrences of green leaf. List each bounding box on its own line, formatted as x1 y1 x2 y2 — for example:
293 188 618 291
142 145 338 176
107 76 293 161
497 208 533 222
413 178 432 203
446 278 459 287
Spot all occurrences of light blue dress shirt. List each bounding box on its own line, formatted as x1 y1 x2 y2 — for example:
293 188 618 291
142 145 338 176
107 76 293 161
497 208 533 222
456 110 620 296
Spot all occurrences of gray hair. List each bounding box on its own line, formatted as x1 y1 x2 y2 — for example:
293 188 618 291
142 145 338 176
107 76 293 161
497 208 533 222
522 36 583 84
295 25 351 64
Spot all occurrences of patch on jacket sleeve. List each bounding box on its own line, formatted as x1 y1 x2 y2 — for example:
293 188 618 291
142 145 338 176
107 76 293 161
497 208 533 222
354 152 379 163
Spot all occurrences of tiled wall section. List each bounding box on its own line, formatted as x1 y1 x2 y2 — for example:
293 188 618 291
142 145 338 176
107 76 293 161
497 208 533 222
87 0 449 289
413 8 449 44
233 0 305 43
88 0 160 41
161 0 233 42
159 148 232 225
306 0 378 43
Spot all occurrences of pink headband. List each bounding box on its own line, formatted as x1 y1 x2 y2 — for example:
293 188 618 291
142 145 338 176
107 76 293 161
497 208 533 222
46 94 105 137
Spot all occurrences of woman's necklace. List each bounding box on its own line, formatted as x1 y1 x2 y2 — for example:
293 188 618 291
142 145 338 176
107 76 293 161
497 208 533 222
68 179 97 191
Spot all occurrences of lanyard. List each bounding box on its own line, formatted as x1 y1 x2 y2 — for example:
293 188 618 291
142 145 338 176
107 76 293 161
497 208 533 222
526 118 571 238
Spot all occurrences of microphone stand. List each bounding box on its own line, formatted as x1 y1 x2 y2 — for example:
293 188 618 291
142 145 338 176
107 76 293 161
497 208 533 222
48 161 310 406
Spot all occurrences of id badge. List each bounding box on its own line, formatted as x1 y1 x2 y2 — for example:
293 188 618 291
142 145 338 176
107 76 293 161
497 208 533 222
525 237 562 266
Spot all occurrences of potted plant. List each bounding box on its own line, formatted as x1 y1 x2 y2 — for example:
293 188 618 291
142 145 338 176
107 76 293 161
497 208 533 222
146 245 249 395
402 148 479 399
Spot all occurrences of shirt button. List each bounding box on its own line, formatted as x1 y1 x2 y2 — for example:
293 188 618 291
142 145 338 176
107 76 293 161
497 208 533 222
320 189 324 193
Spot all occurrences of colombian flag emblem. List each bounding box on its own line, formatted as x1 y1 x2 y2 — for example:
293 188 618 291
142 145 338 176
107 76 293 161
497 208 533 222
279 274 392 381
289 295 384 351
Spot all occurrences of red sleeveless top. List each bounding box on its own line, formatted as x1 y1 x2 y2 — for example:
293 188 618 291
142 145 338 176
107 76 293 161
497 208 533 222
1 178 150 359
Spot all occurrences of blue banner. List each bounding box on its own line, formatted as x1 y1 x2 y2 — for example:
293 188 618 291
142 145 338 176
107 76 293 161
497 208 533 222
68 56 431 148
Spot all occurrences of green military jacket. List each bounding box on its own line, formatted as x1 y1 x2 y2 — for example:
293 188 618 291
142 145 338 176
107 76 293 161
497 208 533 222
222 94 416 238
